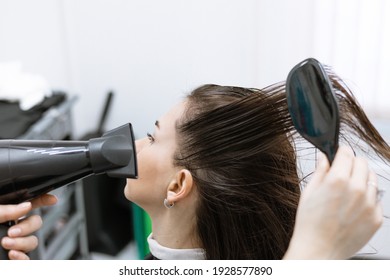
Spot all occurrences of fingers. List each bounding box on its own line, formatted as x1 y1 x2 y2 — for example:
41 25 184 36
1 215 42 255
1 235 38 253
8 215 43 237
0 195 56 259
31 194 58 209
0 194 57 223
327 146 355 183
366 171 384 227
366 171 379 204
309 147 355 190
349 156 369 194
289 145 384 259
307 152 330 188
8 250 30 260
0 202 32 223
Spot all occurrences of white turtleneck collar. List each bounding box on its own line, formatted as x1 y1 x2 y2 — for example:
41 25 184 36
147 234 206 260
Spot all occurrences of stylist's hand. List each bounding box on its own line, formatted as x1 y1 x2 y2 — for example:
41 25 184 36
0 194 58 260
284 146 383 259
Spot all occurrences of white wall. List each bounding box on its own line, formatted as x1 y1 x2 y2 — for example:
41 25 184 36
61 0 261 139
0 0 70 92
0 0 260 138
1 0 390 137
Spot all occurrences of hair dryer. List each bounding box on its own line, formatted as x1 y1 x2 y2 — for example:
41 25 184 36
0 123 138 204
0 123 137 259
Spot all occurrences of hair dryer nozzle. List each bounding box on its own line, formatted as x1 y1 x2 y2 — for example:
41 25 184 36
90 123 138 178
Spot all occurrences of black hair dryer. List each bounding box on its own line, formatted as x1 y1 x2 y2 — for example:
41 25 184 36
0 123 138 205
0 123 137 259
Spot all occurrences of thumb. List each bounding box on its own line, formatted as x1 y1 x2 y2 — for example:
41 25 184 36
0 202 32 223
307 153 330 189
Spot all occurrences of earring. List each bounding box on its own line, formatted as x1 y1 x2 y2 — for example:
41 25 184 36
164 198 174 209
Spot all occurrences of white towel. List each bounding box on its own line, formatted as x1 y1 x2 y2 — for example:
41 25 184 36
0 61 51 110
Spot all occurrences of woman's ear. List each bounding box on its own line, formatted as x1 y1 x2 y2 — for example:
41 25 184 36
166 169 194 204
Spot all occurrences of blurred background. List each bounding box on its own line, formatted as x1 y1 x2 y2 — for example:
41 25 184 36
0 0 389 259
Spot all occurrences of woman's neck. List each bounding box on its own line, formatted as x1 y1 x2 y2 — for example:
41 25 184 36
149 209 201 250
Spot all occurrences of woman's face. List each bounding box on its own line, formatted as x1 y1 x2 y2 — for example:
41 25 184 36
124 101 186 213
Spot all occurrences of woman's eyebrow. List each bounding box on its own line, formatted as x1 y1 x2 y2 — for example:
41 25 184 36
155 120 160 129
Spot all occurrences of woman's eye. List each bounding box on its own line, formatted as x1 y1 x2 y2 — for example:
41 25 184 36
147 132 155 143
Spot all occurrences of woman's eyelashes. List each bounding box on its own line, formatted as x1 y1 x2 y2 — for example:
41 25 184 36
147 132 155 143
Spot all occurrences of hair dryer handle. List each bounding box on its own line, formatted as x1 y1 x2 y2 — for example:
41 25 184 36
0 221 15 259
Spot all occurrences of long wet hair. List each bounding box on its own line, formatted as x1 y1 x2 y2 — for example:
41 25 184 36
173 70 390 260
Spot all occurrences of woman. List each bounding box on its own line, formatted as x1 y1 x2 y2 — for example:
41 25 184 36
0 194 57 260
126 71 387 260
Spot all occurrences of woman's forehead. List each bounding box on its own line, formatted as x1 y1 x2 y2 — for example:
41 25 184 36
160 101 187 125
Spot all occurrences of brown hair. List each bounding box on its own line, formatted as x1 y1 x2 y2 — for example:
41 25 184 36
173 71 390 259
